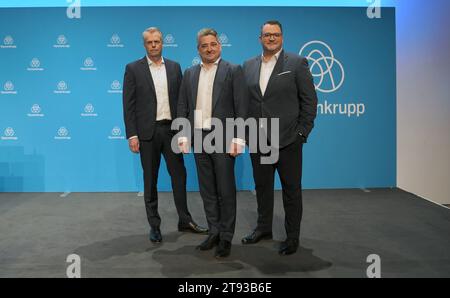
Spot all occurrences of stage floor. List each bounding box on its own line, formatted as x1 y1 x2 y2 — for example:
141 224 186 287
0 188 449 278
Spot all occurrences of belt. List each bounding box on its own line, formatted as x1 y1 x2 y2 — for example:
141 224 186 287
194 128 212 133
156 119 172 125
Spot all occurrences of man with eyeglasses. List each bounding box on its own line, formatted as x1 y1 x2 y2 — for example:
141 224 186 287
177 28 248 258
123 27 208 244
242 20 318 255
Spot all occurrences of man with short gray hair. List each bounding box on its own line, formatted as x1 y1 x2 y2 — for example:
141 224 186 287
123 27 208 244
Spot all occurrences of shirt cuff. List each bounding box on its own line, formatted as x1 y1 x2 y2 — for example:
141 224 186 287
178 137 188 144
128 136 138 140
232 138 246 146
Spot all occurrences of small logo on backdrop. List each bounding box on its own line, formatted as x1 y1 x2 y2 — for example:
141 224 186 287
108 126 125 140
107 33 124 48
299 40 345 94
163 34 178 48
27 58 44 71
81 57 97 71
192 56 201 66
81 103 98 117
218 33 232 47
66 0 81 19
1 81 17 94
53 35 70 48
108 80 122 94
1 127 18 140
54 81 71 94
1 35 16 48
27 104 45 117
54 126 71 140
367 0 382 19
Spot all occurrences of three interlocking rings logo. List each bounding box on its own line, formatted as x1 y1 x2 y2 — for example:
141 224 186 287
84 103 94 113
111 127 121 136
111 80 121 90
58 127 69 137
110 34 121 44
4 127 15 137
299 41 345 93
31 104 41 114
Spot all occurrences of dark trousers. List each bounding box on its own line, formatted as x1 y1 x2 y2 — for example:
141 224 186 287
139 121 192 228
250 135 303 240
193 131 237 242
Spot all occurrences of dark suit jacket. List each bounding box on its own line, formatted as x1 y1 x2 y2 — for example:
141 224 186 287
122 56 182 140
177 59 248 149
243 50 318 148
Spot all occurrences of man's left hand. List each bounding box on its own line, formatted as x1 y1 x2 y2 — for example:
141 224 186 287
228 142 244 157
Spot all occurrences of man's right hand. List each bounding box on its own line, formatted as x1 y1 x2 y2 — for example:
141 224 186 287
128 138 140 153
178 140 190 154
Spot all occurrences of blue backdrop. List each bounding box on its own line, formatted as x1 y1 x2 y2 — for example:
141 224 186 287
0 6 396 192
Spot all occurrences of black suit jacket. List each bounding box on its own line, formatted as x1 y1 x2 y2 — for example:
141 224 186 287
122 56 182 140
243 50 318 148
177 59 248 148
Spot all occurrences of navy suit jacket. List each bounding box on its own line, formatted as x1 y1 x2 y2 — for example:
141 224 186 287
243 50 318 148
122 56 182 140
177 59 248 149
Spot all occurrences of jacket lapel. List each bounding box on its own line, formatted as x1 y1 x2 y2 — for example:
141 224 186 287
263 50 285 98
164 59 178 118
191 64 201 109
212 59 227 112
139 56 156 98
254 56 263 99
164 58 172 96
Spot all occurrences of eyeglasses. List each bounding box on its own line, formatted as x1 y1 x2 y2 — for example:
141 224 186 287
261 33 282 39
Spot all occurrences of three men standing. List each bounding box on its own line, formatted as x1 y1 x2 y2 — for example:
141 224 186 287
123 21 317 258
123 27 207 244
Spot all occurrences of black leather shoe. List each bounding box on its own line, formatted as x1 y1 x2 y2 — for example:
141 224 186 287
149 227 162 243
196 234 219 251
241 230 272 244
215 240 232 258
178 221 209 234
279 238 299 255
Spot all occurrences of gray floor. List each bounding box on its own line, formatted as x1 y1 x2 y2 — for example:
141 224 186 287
0 188 449 278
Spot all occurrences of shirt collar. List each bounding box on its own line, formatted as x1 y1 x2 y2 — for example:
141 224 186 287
200 57 221 68
146 56 165 66
261 48 282 62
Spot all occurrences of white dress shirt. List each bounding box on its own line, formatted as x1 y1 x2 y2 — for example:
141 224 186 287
147 56 171 121
259 48 282 96
178 57 245 150
195 58 220 130
129 56 171 141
